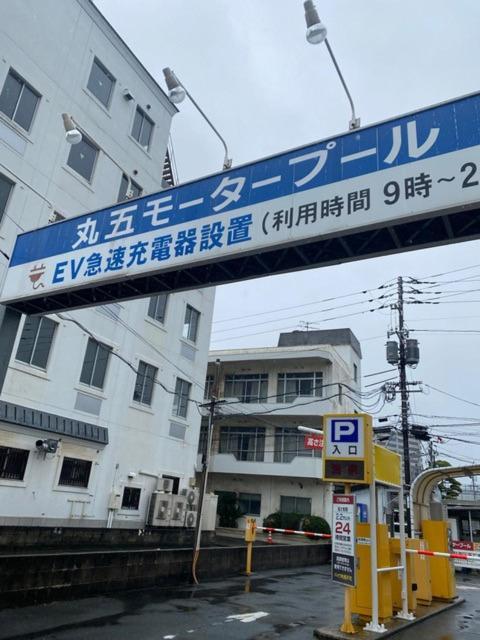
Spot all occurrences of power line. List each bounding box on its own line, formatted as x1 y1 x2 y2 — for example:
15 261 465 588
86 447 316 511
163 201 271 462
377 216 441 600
423 383 480 410
212 282 396 326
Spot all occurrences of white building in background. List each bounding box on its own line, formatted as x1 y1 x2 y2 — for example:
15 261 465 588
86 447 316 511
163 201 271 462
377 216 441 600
200 329 362 526
0 0 214 527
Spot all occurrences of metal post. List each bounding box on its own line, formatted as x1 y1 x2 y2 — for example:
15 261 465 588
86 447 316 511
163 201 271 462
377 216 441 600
396 484 415 620
397 276 412 538
468 510 474 543
364 440 387 633
246 541 253 576
191 359 221 584
340 483 355 634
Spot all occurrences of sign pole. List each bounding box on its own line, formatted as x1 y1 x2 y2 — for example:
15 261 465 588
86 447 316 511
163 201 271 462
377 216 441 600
397 478 415 620
340 483 355 635
364 439 386 633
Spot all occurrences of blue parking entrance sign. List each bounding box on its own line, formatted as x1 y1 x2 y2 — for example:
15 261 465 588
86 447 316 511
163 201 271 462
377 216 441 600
4 91 480 314
326 417 364 458
323 413 373 484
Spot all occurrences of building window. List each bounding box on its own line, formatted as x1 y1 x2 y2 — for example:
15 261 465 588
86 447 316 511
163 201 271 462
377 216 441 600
353 363 358 383
219 426 265 461
173 377 191 418
198 423 208 455
131 106 154 150
0 173 14 223
274 427 320 463
204 374 214 400
121 486 141 510
277 372 323 403
66 133 98 182
147 294 168 323
0 446 29 481
133 360 157 406
117 173 142 202
224 373 268 403
0 69 40 132
238 492 261 516
58 457 92 488
87 57 115 108
162 475 180 495
280 495 311 515
48 211 65 224
183 305 200 343
79 338 111 389
16 316 57 369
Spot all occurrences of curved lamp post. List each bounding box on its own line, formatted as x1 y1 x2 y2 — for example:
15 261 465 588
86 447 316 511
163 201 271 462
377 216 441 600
163 68 232 170
303 0 360 130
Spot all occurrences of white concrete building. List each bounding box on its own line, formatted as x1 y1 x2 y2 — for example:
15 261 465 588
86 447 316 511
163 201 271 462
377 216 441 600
0 0 214 527
200 329 362 526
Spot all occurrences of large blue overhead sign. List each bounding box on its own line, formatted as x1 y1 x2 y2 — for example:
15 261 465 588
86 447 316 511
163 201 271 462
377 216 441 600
4 91 480 314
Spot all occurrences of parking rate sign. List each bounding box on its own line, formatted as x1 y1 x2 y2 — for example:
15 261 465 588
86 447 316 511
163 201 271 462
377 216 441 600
323 414 372 484
332 494 356 587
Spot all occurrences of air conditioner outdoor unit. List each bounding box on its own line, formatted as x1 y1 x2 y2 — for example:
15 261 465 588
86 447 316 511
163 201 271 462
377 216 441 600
147 492 172 526
160 477 174 493
184 510 197 528
181 488 199 509
170 496 187 525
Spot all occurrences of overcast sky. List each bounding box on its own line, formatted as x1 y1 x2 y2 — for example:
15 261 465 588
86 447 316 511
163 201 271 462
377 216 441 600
95 0 480 471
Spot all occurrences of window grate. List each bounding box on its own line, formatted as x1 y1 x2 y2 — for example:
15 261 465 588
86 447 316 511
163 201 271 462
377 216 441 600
58 457 92 488
0 446 29 480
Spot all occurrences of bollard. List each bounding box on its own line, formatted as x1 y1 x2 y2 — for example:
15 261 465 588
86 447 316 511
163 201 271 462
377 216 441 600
244 517 257 575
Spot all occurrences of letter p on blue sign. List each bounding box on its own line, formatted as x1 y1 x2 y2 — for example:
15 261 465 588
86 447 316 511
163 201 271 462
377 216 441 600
331 419 359 443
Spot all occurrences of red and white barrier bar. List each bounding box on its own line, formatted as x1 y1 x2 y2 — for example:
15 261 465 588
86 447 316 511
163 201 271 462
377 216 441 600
406 548 477 561
257 525 332 539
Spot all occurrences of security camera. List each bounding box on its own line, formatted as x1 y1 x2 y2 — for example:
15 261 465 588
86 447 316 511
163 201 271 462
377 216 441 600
36 439 59 454
123 88 135 101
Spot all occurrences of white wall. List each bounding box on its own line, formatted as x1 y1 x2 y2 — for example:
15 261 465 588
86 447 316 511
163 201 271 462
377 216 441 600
208 472 333 525
0 0 214 527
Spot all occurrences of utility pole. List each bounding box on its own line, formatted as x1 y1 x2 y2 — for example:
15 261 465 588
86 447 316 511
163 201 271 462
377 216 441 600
396 276 412 536
191 359 221 584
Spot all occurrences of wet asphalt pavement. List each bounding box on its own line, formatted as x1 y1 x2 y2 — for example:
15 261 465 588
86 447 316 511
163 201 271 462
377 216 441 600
0 566 479 640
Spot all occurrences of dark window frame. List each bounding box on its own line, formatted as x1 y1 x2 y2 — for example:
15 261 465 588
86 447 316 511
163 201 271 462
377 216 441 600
238 492 261 516
0 68 41 132
277 371 323 403
219 426 266 462
117 173 142 202
58 456 92 488
86 57 116 108
133 360 157 406
183 304 200 343
147 294 168 324
131 106 154 150
15 315 57 370
79 338 112 390
0 445 29 481
66 132 99 183
279 495 312 516
0 172 14 225
121 486 141 510
173 377 191 418
224 373 268 403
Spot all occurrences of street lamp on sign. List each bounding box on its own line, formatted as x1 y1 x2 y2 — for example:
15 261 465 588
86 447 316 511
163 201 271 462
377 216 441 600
303 1 360 130
162 67 232 171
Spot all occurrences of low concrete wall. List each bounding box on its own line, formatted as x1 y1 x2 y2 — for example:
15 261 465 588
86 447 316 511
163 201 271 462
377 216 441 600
0 543 331 608
0 526 201 551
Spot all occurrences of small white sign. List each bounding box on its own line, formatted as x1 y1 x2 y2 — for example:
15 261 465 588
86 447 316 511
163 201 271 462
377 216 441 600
332 494 356 587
